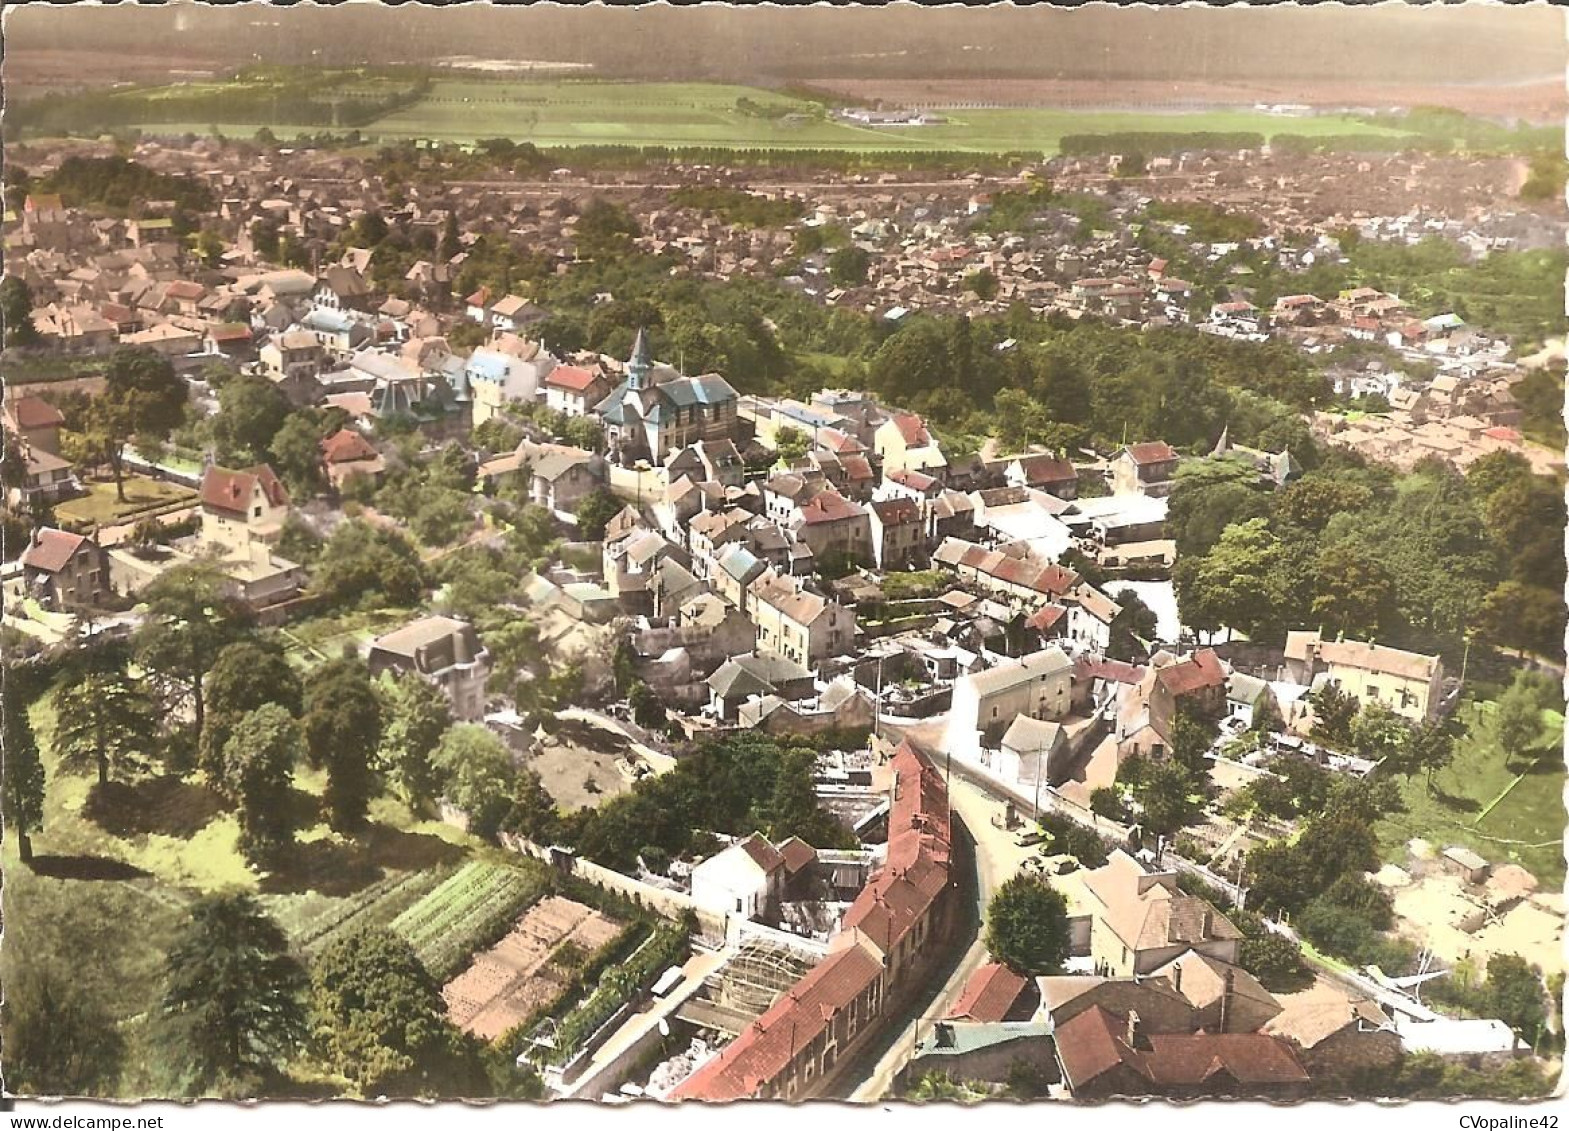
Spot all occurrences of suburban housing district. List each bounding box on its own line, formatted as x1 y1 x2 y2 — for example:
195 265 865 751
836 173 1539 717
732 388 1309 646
1 84 1565 1105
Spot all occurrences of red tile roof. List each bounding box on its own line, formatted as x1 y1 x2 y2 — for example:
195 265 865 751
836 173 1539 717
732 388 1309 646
798 490 864 526
1154 648 1226 698
887 468 938 492
21 527 88 574
672 944 884 1102
842 454 874 482
545 364 600 392
817 428 865 456
165 280 205 301
839 742 951 954
871 497 921 526
1056 1006 1308 1094
1126 441 1178 466
1026 604 1067 632
739 833 786 874
1013 454 1078 486
6 396 64 431
889 412 931 448
949 963 1029 1024
1073 656 1146 686
320 429 378 465
675 741 951 1102
200 463 289 516
778 836 817 875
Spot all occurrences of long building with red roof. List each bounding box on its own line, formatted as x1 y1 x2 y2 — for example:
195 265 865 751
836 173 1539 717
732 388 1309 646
672 740 957 1102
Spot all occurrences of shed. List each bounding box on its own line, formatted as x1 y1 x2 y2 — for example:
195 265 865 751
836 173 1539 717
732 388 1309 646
1441 845 1490 884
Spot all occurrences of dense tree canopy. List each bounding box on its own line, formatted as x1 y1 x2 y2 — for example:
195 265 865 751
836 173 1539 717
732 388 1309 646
984 874 1071 976
158 894 308 1096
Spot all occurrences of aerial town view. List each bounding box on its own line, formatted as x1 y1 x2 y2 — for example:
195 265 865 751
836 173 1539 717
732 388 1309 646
0 1 1564 1113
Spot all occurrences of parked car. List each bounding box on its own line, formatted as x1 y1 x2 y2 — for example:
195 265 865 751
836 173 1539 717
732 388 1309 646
1014 828 1047 848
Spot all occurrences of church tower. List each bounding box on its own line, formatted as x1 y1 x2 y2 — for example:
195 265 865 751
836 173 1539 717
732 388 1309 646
627 327 652 391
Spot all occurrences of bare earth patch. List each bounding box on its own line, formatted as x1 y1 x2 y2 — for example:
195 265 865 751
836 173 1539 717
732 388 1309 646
442 895 623 1041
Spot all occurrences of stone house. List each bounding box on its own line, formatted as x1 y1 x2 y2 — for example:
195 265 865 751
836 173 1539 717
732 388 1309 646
20 527 111 610
367 615 491 722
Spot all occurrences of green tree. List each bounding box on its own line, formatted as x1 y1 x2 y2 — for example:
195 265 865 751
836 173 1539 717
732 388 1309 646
1247 807 1381 916
1406 716 1459 794
377 671 452 813
222 704 299 867
1167 458 1269 560
1275 475 1374 533
265 411 330 498
2 680 46 861
502 768 564 846
828 245 871 286
1131 757 1204 842
1106 591 1159 662
311 519 423 608
984 874 1070 976
432 724 517 841
1484 954 1548 1048
88 347 189 502
773 425 810 465
964 267 1000 301
1495 671 1547 767
574 488 623 540
52 668 158 785
1309 683 1358 747
1238 932 1310 993
1 965 126 1097
1311 543 1393 638
302 659 384 832
1175 518 1285 641
309 928 477 1097
201 639 302 785
574 198 641 261
1349 701 1411 768
193 229 225 269
134 562 254 754
0 275 38 347
628 680 666 730
1479 581 1566 661
158 894 308 1096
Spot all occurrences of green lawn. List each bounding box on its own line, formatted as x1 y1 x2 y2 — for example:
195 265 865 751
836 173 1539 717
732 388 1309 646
89 79 1422 154
54 475 197 530
1375 699 1566 886
7 686 486 1096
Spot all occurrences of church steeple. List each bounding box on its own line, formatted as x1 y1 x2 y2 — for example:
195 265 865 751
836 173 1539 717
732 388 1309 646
627 327 652 391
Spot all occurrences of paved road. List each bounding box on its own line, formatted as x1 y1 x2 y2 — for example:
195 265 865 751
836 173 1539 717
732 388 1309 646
842 773 1038 1102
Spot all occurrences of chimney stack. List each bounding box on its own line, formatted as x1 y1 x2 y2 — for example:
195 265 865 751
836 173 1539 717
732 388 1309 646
1125 1011 1143 1049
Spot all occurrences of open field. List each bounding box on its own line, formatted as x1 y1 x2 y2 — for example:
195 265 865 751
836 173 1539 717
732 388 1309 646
808 77 1569 125
54 475 198 531
22 76 1426 154
1375 700 1566 887
358 83 1414 152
